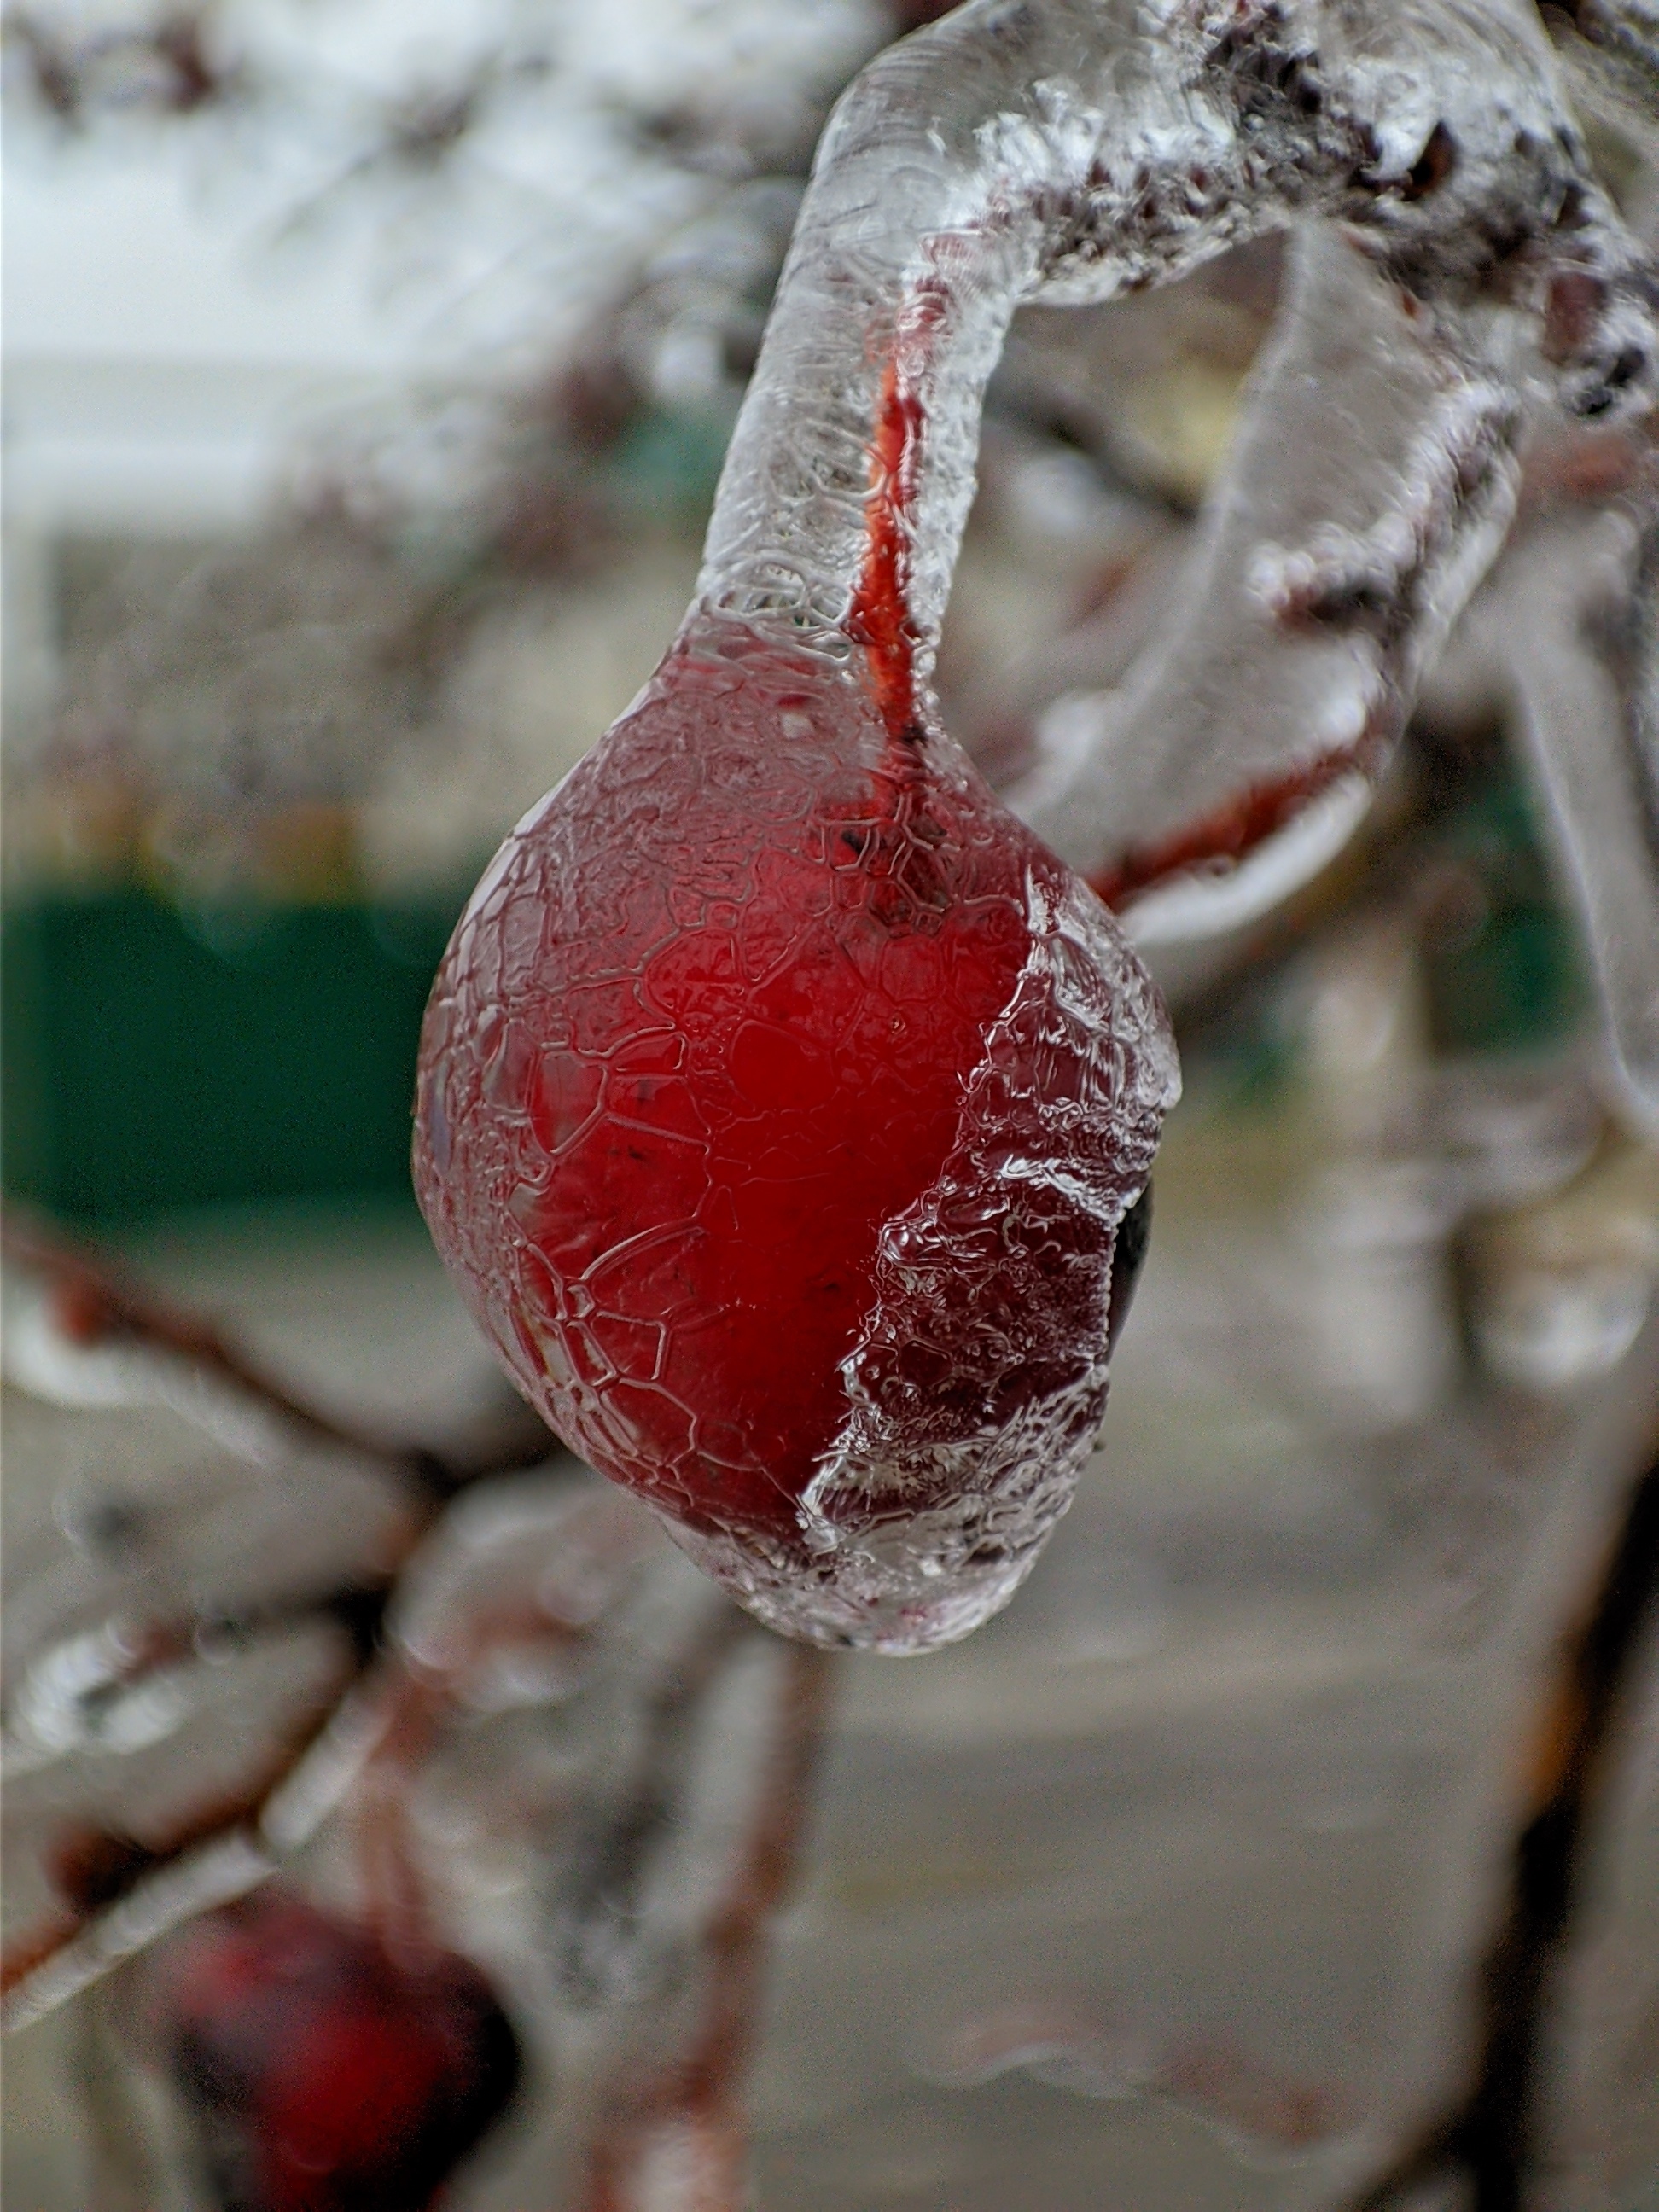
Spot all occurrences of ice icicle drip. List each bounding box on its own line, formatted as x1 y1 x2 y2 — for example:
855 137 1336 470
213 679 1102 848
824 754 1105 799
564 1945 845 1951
417 0 1656 1653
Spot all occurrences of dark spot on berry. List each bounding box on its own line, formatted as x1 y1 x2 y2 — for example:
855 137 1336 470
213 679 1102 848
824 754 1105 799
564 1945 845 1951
1107 1182 1154 1354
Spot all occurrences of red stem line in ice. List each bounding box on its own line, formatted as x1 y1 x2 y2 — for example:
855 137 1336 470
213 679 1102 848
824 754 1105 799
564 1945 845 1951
847 290 950 748
847 356 925 743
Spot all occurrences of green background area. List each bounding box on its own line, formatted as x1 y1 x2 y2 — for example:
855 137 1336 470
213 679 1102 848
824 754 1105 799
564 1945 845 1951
2 886 469 1223
1419 768 1590 1058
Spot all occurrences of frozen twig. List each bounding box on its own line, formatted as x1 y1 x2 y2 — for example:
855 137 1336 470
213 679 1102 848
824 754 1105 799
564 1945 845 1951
1503 515 1659 1129
554 1595 754 2008
1 1214 558 1497
1016 223 1526 938
0 1220 582 2026
1 1676 362 2030
0 1546 475 2026
701 0 1655 925
581 1640 834 2211
1428 497 1659 1129
0 1545 631 2029
1352 1416 1659 2212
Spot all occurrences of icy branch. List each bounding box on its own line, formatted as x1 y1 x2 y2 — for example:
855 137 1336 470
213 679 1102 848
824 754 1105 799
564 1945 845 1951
1549 0 1659 111
1013 223 1528 938
697 0 1654 664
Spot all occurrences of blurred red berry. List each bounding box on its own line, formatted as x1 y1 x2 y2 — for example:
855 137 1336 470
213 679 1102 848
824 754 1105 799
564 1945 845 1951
146 1886 521 2212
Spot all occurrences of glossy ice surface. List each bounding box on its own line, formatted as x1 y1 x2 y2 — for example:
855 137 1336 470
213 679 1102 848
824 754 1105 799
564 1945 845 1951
415 621 1176 1651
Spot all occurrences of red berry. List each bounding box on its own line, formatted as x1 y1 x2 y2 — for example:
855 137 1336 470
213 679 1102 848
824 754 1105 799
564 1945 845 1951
147 1888 521 2212
414 618 1175 1650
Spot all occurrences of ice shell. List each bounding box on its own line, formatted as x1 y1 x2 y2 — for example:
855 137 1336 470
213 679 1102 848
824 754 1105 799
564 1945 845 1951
415 623 1178 1652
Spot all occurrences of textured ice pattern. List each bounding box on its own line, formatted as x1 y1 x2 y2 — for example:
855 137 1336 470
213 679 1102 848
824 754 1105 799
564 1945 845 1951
416 626 1176 1651
694 872 1173 1648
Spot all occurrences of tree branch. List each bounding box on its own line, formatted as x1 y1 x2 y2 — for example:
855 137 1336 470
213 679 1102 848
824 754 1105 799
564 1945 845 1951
0 1217 584 2023
3 1214 560 1499
1353 1414 1659 2211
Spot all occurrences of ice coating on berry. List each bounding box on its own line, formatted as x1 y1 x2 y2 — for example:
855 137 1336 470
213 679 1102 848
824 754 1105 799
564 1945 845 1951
415 621 1177 1652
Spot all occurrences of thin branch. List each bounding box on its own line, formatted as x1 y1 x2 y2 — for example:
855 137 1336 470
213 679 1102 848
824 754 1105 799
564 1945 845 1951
0 1216 585 2022
1 1564 426 2019
3 1214 560 1499
582 1640 835 2210
1 1668 360 2029
1352 1415 1659 2212
5 1574 399 1777
0 1567 617 2027
351 1583 595 1963
672 1641 834 2118
555 1599 754 2007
